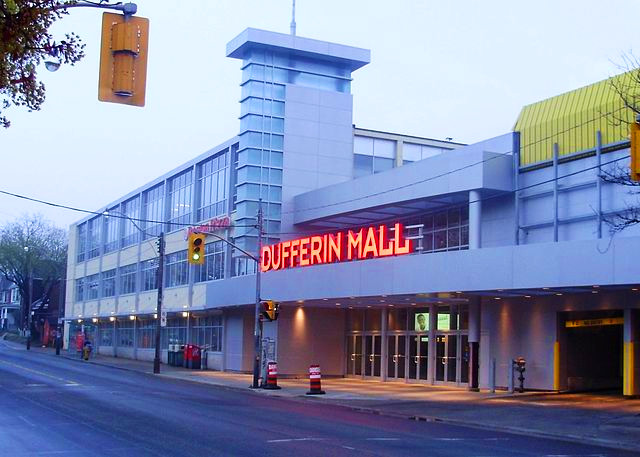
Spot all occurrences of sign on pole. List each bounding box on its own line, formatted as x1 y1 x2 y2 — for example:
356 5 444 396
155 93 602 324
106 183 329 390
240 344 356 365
160 310 167 327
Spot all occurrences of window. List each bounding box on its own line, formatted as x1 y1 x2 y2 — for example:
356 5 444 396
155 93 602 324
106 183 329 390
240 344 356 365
197 153 228 222
99 325 113 347
196 241 225 282
119 264 137 295
143 184 164 239
141 258 158 291
101 269 116 298
403 143 447 164
191 315 223 351
163 317 187 348
10 288 19 303
420 207 469 253
117 321 134 347
86 274 99 300
103 207 119 253
87 217 102 259
76 223 87 262
353 136 396 178
122 196 141 247
165 251 188 287
136 319 155 348
75 278 84 302
168 170 193 231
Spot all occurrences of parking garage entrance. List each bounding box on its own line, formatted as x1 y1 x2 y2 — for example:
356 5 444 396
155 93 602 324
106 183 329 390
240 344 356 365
564 311 623 392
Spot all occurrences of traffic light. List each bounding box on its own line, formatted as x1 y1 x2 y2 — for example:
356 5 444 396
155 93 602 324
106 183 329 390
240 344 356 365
261 300 279 321
98 12 149 107
188 233 206 265
631 121 640 182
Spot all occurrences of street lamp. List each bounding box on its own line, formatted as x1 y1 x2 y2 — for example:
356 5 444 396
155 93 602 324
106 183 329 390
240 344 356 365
23 246 34 351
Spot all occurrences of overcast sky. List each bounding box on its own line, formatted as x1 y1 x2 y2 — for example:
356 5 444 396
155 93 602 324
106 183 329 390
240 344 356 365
2 0 640 230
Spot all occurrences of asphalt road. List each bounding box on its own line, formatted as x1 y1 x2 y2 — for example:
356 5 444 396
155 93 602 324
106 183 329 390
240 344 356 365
0 341 636 457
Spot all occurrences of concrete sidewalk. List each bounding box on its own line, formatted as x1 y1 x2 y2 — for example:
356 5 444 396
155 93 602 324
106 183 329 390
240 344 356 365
18 341 640 453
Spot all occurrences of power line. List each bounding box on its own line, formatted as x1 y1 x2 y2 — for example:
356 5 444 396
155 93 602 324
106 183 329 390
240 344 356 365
263 154 631 236
279 105 630 218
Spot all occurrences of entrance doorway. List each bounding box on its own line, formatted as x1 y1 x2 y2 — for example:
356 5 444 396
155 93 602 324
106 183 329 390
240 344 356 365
387 335 406 380
346 335 363 376
408 334 428 381
564 312 623 392
435 334 458 383
364 334 382 377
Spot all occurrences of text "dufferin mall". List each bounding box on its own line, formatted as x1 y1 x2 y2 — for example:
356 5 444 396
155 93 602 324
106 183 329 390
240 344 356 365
260 223 412 272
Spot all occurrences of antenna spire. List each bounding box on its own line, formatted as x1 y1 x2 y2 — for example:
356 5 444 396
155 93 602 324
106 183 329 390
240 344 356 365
290 0 296 36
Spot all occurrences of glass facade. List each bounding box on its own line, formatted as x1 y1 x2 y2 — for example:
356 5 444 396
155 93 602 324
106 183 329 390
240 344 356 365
143 184 164 239
353 136 396 178
119 264 137 295
197 152 229 222
103 207 119 254
165 250 188 288
101 269 116 298
196 241 225 283
87 217 102 259
122 196 140 248
403 142 448 164
168 170 193 232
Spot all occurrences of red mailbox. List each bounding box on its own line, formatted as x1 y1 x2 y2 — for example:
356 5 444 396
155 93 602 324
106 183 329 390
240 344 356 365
183 344 201 369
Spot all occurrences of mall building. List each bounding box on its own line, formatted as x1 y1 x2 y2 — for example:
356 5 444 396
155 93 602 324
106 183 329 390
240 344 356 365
65 27 640 397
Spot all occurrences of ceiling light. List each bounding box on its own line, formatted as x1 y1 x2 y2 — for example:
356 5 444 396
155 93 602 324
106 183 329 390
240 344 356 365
591 291 598 294
555 293 563 296
494 297 501 300
524 295 531 298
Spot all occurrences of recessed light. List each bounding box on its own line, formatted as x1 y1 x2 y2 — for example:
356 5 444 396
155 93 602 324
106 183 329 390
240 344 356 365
322 298 328 301
633 288 639 291
297 300 304 304
494 297 501 300
592 285 600 288
367 305 372 308
379 299 386 303
591 291 598 294
411 303 417 306
556 293 563 296
543 287 550 290
524 295 531 298
348 306 353 309
381 295 387 298
335 303 341 306
389 304 395 307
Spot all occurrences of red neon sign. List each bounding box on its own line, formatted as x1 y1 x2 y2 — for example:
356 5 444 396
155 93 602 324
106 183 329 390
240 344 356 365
260 223 412 272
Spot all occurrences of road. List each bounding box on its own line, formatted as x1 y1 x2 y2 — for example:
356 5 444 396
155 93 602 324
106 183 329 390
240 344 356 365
0 340 635 457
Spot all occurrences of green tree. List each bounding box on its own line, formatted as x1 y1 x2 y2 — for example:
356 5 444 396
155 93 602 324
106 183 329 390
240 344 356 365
0 214 67 330
0 0 85 128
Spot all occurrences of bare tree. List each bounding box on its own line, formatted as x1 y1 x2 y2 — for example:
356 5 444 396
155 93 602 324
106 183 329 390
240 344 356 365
0 214 67 330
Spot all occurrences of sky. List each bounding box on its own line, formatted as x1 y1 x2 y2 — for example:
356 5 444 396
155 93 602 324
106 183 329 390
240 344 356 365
2 0 640 231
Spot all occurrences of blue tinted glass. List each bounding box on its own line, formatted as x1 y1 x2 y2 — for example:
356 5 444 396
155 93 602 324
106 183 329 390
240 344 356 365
354 154 373 178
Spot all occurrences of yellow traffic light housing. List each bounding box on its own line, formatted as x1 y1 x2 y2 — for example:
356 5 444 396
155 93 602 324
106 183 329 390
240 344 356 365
631 122 640 182
188 233 206 265
261 300 279 321
98 12 149 107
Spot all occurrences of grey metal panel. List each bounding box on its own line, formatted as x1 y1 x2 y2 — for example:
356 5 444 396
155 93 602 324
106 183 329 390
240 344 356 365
293 133 515 225
226 28 371 70
260 235 640 301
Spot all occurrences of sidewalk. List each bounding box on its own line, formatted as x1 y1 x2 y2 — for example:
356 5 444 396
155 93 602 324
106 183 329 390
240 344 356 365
20 342 640 453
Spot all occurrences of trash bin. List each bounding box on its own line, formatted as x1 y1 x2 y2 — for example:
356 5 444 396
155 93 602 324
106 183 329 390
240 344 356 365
175 344 184 367
168 344 175 366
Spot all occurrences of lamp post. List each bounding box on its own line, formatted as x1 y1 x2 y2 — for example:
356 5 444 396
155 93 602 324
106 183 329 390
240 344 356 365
23 246 33 351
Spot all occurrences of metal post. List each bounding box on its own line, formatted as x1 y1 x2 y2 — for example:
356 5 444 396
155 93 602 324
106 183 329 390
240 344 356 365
26 263 33 351
153 232 164 374
252 200 264 388
553 143 559 242
56 272 64 355
513 133 521 245
490 358 496 393
596 131 603 239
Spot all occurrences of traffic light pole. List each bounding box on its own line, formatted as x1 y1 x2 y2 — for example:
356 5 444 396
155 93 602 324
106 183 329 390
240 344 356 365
251 201 264 388
153 232 165 374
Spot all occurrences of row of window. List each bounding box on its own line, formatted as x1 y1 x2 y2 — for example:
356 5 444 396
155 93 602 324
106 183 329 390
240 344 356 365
96 316 223 352
77 150 230 263
0 289 20 304
353 136 452 178
75 242 225 302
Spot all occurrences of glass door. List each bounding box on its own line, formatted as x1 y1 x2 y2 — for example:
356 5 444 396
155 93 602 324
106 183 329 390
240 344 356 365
386 335 406 380
346 335 363 376
435 334 459 383
409 334 429 381
364 334 381 377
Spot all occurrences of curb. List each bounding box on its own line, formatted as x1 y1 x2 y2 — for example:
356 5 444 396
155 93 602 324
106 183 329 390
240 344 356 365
30 347 640 454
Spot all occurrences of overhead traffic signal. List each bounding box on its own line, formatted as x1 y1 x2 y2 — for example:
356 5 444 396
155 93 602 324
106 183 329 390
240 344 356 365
188 233 206 265
98 12 149 107
631 121 640 182
261 300 279 321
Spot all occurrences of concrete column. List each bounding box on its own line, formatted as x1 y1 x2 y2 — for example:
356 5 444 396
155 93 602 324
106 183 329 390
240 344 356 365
468 298 480 391
469 190 482 249
429 304 437 384
381 308 388 381
623 308 639 398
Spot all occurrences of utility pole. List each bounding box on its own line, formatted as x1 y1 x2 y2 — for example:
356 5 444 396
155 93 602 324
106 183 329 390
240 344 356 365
56 271 65 355
24 246 33 351
153 232 165 374
252 200 263 388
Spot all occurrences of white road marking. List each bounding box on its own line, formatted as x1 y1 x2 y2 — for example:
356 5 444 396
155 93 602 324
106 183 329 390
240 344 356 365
432 437 510 441
26 383 46 387
342 446 356 450
267 437 326 443
0 359 80 386
18 415 36 427
365 438 400 441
